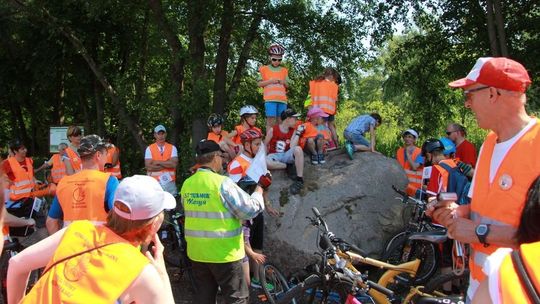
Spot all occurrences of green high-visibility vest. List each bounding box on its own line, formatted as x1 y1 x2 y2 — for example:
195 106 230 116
180 170 244 263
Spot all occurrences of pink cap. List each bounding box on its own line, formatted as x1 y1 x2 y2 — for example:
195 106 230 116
449 57 531 92
307 107 329 119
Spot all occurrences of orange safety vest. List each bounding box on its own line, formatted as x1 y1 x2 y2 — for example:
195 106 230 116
433 159 457 192
104 146 122 179
21 220 149 304
7 157 35 201
298 122 320 149
227 155 251 178
232 125 262 145
65 147 82 173
396 147 424 196
469 120 540 296
50 154 67 184
207 130 229 144
259 65 288 102
499 242 540 304
147 142 177 182
309 80 339 115
56 170 110 226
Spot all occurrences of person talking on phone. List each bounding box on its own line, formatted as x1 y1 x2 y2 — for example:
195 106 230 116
7 175 176 304
426 57 540 301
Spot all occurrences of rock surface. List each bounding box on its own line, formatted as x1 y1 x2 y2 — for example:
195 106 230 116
263 150 408 275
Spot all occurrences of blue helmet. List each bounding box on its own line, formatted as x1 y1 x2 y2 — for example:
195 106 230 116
439 137 456 156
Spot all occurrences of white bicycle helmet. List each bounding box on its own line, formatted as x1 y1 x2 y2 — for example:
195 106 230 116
239 105 259 116
268 43 285 56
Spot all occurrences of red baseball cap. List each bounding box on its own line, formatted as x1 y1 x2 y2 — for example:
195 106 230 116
449 57 531 92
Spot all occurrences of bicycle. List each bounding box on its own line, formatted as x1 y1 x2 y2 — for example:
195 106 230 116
380 186 446 284
158 210 196 291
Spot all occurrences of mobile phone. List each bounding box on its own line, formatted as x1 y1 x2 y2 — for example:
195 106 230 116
437 192 458 201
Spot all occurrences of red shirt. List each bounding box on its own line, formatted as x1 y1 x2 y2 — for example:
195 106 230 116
2 158 33 181
426 166 443 195
456 140 477 168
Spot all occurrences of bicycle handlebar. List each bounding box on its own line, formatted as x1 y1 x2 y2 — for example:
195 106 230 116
367 280 396 299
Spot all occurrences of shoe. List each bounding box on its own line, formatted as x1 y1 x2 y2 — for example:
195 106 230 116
251 278 274 291
311 154 319 165
318 154 326 164
345 141 354 160
289 180 304 195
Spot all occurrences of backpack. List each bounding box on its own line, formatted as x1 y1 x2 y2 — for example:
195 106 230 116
437 162 471 205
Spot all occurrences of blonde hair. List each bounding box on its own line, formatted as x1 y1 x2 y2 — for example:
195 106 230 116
106 202 161 243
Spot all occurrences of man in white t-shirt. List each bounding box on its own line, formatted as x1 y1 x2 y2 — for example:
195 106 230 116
145 125 179 196
426 57 540 301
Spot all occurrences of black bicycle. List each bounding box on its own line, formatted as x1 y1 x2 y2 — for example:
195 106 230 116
159 210 196 291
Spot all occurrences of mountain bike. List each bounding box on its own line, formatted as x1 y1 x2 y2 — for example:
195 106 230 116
158 210 196 291
380 186 445 284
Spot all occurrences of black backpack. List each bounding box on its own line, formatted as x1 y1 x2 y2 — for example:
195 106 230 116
437 162 471 205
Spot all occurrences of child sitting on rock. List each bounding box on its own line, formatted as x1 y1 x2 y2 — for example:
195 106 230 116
297 107 329 165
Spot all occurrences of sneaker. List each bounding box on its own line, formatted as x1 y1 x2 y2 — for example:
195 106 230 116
345 141 354 160
289 180 304 195
311 154 319 165
318 154 326 164
251 278 274 291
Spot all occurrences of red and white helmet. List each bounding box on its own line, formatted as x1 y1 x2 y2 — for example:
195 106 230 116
239 105 259 116
240 129 263 143
268 43 285 56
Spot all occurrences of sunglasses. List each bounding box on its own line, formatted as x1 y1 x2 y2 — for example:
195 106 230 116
271 58 282 62
446 130 456 136
463 86 490 98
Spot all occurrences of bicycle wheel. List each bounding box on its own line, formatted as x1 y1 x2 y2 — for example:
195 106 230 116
420 270 469 298
302 276 355 304
259 263 295 304
383 231 407 254
382 237 439 284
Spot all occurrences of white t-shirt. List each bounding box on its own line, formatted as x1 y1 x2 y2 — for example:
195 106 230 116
144 144 178 159
468 118 537 197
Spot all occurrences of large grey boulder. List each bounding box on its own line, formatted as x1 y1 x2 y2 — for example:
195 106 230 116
263 151 408 275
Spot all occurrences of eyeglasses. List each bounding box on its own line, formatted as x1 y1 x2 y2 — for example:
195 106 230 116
463 86 490 99
446 130 456 136
271 58 282 62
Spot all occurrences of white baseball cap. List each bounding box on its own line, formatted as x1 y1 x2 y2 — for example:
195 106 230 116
154 124 167 133
402 129 419 139
113 175 176 220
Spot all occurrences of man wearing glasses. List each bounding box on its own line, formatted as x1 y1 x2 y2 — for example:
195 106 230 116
181 140 265 304
445 123 477 168
258 43 290 129
427 57 540 302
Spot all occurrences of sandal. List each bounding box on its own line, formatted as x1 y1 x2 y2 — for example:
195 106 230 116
289 180 304 195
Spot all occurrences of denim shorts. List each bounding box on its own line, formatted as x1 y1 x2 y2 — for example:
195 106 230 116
343 130 370 147
267 149 295 164
265 101 287 118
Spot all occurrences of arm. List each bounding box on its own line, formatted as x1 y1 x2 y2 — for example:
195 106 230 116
257 78 280 88
406 149 421 170
264 128 274 149
46 196 63 235
4 212 35 227
63 157 75 175
245 241 266 264
34 158 52 173
369 125 376 152
7 228 66 304
155 157 178 169
220 178 264 220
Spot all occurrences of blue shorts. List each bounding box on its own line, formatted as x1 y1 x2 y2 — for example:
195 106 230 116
343 130 370 147
265 102 287 118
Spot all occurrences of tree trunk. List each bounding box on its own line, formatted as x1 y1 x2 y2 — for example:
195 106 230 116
492 0 508 56
212 0 234 115
94 79 105 136
148 0 186 145
485 0 499 56
187 0 211 146
227 1 264 105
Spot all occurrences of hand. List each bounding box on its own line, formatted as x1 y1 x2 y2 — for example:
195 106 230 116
446 217 478 243
26 218 36 226
250 252 266 265
296 124 306 135
145 233 168 279
258 173 272 190
265 204 281 217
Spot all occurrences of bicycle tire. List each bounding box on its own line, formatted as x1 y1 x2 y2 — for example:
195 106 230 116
382 236 439 284
420 270 469 298
259 263 295 304
383 231 408 253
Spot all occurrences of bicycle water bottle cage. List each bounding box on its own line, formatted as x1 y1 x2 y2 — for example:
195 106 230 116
408 230 448 243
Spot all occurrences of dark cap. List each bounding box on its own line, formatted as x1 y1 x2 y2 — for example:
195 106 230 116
280 108 301 121
78 135 109 156
195 139 223 157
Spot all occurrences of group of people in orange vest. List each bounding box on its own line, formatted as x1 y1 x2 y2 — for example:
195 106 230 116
1 46 539 303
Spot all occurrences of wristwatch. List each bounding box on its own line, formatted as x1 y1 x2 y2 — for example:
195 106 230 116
475 224 491 247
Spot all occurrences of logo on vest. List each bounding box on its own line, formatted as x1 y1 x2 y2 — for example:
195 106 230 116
498 174 513 191
63 254 90 282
